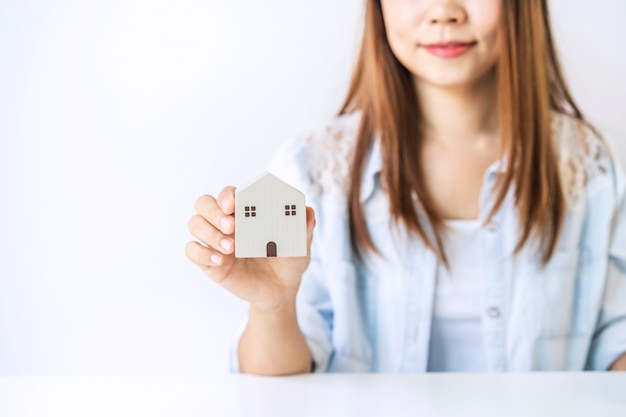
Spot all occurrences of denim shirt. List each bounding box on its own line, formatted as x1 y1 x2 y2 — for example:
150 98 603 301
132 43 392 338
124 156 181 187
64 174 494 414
231 112 626 372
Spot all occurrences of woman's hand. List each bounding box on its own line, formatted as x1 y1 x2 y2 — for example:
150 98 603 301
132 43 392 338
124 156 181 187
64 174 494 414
186 186 316 312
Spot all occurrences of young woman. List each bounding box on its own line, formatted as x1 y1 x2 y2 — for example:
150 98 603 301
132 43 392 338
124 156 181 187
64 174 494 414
186 0 626 374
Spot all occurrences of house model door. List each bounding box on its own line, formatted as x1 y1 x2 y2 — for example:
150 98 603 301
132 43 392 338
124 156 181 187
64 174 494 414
266 241 277 257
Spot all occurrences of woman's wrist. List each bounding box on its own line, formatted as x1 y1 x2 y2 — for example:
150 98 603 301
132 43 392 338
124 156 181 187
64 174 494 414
248 294 298 319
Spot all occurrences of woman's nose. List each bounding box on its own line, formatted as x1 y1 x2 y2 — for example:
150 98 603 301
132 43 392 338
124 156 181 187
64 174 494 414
426 2 467 25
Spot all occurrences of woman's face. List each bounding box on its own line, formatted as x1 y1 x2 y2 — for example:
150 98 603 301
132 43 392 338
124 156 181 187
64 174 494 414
380 0 502 88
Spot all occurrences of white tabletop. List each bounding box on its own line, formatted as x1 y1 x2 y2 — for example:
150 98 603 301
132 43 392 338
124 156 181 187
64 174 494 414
1 373 625 417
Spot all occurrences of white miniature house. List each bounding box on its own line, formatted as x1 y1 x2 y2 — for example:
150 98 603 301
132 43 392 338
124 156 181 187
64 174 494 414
235 172 307 258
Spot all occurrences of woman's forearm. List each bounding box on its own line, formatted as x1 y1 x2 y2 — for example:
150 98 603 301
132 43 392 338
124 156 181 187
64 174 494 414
237 300 312 375
609 352 626 371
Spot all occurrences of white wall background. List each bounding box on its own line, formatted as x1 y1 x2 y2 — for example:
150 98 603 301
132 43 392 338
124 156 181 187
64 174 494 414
0 0 624 376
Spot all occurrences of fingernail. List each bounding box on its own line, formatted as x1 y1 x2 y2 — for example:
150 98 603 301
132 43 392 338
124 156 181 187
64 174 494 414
220 197 233 211
220 239 233 251
220 217 233 230
210 253 222 265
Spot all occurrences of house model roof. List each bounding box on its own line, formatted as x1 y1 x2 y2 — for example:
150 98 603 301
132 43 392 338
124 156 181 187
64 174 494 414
237 172 302 195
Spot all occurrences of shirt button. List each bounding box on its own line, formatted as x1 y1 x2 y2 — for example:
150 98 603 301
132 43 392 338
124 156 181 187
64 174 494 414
486 222 499 232
487 307 501 318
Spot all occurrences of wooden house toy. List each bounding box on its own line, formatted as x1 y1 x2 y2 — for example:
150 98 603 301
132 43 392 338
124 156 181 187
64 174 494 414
235 172 307 258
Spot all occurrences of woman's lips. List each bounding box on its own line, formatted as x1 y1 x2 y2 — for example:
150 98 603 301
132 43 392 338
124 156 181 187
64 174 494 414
423 41 477 58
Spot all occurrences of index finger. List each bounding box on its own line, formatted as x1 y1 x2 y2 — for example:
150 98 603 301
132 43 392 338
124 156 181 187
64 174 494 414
217 186 236 215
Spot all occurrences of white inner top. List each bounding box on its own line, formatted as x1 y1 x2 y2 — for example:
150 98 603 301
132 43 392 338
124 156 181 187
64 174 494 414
427 219 486 372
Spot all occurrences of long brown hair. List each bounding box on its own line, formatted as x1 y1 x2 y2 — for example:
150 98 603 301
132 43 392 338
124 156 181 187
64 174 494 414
341 0 586 265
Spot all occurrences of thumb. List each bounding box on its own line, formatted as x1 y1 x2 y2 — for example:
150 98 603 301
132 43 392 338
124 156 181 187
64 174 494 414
305 206 316 250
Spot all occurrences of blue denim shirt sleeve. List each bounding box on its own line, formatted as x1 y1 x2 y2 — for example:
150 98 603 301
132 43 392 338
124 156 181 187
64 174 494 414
294 259 334 372
587 162 626 370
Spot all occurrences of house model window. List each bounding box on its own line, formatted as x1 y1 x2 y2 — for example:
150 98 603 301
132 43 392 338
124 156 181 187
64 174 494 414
285 204 296 216
244 206 256 217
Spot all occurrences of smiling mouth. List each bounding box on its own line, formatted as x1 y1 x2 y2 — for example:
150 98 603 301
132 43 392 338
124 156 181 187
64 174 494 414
422 41 478 58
